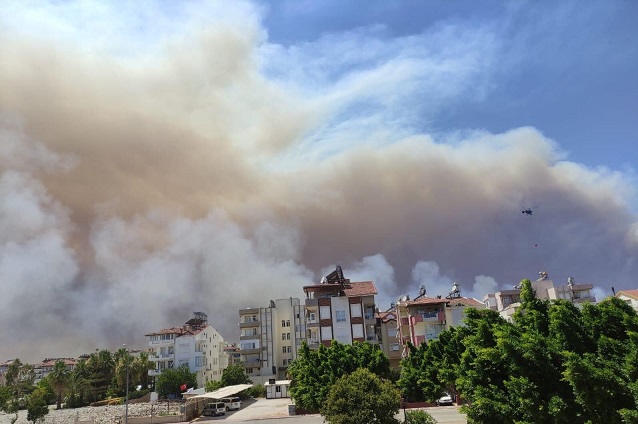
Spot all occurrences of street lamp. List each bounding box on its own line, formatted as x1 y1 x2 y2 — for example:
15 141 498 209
123 344 130 424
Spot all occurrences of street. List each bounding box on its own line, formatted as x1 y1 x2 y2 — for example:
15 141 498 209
191 405 467 423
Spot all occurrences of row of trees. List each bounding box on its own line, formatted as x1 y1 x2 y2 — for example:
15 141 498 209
398 279 638 424
287 280 638 423
0 347 156 421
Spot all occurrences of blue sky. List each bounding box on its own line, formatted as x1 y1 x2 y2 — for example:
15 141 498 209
1 0 637 360
258 0 637 170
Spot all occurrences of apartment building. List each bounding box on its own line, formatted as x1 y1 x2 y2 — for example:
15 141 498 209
396 283 483 357
223 343 241 366
303 266 378 349
615 289 638 312
33 358 77 384
146 312 227 388
239 298 306 383
376 308 402 370
484 272 597 321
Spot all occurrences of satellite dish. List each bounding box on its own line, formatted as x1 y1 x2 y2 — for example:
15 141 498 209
419 285 426 296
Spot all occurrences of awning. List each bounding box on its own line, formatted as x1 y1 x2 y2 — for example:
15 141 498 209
264 380 291 386
188 384 253 401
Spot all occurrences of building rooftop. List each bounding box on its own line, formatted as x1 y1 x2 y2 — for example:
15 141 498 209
303 280 378 297
616 289 638 300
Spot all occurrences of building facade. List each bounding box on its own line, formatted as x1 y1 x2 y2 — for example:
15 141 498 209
615 289 638 312
238 298 306 383
303 267 378 349
376 308 402 370
146 312 227 388
396 283 483 357
484 273 597 321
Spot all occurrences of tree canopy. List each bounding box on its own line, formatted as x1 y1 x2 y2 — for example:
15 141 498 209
288 340 391 411
321 367 400 424
398 279 638 424
155 365 197 398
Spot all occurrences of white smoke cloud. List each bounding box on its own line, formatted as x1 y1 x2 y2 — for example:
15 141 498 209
0 0 636 363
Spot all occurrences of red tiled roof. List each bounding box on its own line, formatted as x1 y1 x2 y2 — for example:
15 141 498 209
376 310 397 323
617 289 638 300
406 297 449 306
303 281 377 297
447 297 483 307
145 327 194 337
405 296 482 307
343 281 377 297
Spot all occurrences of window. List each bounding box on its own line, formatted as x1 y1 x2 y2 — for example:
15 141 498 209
287 346 292 353
195 357 202 366
336 310 346 323
286 320 290 327
276 385 281 393
282 320 286 327
282 333 286 340
286 333 291 340
282 347 287 354
390 343 400 351
309 312 316 322
387 328 398 338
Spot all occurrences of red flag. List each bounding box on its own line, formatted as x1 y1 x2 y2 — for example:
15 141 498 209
180 384 187 392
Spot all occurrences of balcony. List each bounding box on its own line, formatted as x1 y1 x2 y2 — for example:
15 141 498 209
240 334 260 340
149 353 172 361
239 347 260 355
240 360 261 368
239 321 259 329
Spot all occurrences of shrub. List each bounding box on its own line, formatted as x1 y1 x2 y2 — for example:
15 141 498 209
405 409 438 424
244 384 266 399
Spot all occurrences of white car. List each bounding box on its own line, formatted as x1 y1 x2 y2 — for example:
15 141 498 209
436 394 454 406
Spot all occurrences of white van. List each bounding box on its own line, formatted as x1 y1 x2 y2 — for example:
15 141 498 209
202 401 226 416
222 397 242 411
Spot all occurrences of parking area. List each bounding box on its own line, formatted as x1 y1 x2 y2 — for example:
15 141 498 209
192 398 293 422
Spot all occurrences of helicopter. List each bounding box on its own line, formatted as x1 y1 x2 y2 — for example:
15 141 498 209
522 208 533 215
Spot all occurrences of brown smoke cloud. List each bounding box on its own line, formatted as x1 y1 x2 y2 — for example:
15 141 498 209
0 5 636 363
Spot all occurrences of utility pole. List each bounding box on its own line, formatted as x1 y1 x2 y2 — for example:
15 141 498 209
124 344 130 424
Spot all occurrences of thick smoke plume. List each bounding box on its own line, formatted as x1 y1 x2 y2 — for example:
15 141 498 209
1 1 636 362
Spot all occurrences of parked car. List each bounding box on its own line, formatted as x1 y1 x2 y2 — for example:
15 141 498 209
202 402 226 416
436 394 454 406
221 397 242 411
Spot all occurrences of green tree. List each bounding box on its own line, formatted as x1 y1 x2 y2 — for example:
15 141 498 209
0 385 19 424
131 351 155 390
220 363 252 386
48 360 70 410
289 340 391 411
86 349 115 401
5 359 36 399
66 370 92 408
114 348 133 396
155 365 197 398
26 388 49 423
321 367 400 424
205 379 223 392
35 376 56 406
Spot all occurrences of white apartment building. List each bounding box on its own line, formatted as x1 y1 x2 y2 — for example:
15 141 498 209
303 266 378 349
239 298 306 383
484 272 597 321
146 312 227 388
615 289 638 312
